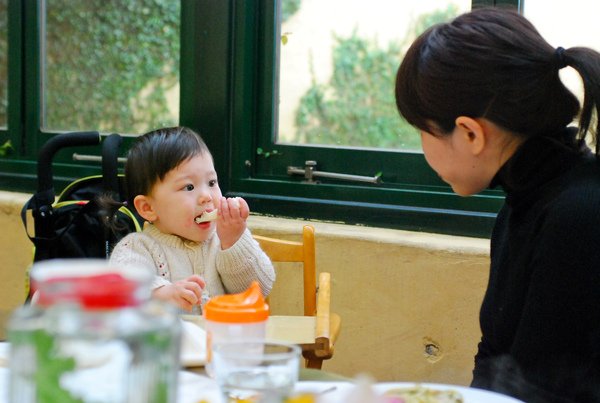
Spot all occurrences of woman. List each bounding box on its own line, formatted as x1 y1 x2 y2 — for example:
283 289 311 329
395 7 600 403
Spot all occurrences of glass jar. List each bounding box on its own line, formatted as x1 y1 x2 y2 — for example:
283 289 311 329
7 259 181 403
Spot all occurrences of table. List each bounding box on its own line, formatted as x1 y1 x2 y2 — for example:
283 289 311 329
181 314 318 345
0 368 352 403
0 366 523 403
180 314 349 382
176 373 524 403
0 353 521 403
177 371 352 403
181 314 335 368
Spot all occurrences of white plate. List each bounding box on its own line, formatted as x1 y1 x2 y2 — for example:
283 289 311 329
180 351 206 367
293 381 523 403
179 320 207 367
177 370 221 403
0 367 8 403
0 343 8 368
374 382 524 403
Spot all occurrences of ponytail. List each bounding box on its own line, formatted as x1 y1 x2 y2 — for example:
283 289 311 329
395 8 600 154
561 47 600 154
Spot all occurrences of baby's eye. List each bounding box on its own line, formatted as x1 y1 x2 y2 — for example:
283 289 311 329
184 184 194 191
208 179 218 188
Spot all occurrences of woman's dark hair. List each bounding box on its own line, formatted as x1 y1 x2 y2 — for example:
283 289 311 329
124 126 211 206
395 7 600 154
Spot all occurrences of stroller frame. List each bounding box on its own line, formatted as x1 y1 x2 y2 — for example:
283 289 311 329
21 132 141 299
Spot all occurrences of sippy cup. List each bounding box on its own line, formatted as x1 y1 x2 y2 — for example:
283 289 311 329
203 281 269 375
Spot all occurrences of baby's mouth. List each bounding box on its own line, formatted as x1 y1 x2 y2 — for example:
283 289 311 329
194 209 218 224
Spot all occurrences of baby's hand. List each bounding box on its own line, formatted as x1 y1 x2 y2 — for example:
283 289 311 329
217 196 249 249
152 275 205 312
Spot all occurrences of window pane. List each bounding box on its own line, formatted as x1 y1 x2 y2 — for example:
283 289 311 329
523 1 600 106
0 0 7 129
42 0 180 134
277 0 470 151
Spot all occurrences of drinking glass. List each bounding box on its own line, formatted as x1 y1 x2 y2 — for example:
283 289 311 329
212 340 301 403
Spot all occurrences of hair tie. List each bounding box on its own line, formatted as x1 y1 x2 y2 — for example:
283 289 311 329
554 47 567 69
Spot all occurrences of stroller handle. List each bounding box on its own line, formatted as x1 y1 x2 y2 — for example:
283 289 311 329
37 131 101 192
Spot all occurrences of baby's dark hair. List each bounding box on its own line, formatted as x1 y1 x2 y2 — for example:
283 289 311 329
395 7 600 153
124 126 211 207
97 126 210 233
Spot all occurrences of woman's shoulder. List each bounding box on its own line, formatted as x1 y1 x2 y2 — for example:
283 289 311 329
554 158 600 207
541 161 600 233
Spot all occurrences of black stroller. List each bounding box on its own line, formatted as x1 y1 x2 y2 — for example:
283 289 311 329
21 132 142 300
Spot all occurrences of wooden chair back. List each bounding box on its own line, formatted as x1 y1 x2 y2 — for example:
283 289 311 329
253 225 340 369
253 225 317 316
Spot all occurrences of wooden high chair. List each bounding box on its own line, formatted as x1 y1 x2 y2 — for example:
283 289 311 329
253 225 341 369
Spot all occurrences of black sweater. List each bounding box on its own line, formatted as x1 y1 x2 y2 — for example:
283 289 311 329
471 130 600 403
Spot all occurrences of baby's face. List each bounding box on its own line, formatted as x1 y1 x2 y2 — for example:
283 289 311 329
147 153 221 242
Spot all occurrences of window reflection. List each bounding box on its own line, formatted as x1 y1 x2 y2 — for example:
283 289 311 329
42 0 180 134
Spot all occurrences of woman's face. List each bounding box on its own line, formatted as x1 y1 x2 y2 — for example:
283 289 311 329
420 129 491 197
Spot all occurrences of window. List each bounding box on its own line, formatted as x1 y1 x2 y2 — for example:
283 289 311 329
523 0 600 108
224 0 517 237
41 0 180 134
0 0 180 191
0 0 7 129
1 0 520 238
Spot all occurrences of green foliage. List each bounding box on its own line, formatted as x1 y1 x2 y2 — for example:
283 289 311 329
295 32 413 149
281 0 301 23
281 0 301 45
256 147 282 159
406 4 460 41
43 0 180 134
294 5 461 150
0 1 180 134
0 139 13 156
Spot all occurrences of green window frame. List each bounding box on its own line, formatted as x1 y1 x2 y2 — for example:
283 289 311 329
187 0 521 238
0 0 521 238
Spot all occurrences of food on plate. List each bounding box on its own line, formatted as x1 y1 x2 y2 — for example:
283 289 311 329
195 209 218 223
382 385 464 403
284 394 316 403
216 394 316 403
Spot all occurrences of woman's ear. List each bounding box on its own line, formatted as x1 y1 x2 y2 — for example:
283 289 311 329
133 195 157 222
455 116 486 155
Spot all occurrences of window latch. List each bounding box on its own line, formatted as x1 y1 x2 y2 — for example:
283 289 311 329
287 160 381 184
72 153 127 164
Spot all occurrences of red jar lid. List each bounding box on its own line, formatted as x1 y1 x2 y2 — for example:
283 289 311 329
31 259 151 309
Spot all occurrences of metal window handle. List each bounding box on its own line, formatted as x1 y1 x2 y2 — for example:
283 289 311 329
287 160 381 184
72 153 127 164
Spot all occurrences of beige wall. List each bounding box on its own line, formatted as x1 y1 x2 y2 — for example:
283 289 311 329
0 190 490 385
0 192 33 341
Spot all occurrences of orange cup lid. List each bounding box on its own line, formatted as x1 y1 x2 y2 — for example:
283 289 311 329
204 281 269 323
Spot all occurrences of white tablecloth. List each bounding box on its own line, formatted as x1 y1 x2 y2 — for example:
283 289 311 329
0 368 353 403
0 337 523 403
0 366 524 403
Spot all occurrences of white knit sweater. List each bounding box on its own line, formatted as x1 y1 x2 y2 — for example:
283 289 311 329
109 223 275 298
